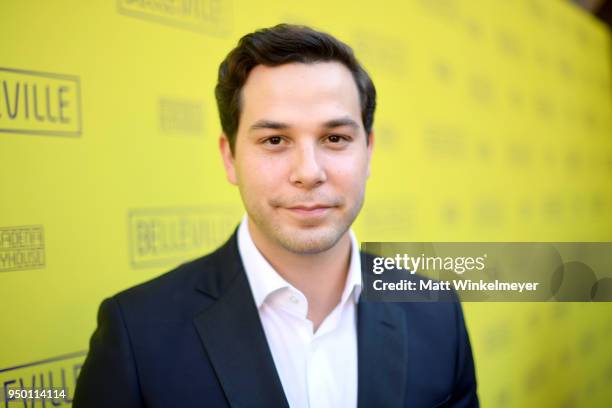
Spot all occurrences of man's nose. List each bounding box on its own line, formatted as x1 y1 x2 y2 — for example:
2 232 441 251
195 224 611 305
288 143 327 188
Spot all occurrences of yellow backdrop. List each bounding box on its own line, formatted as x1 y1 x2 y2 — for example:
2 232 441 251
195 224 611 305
1 0 611 406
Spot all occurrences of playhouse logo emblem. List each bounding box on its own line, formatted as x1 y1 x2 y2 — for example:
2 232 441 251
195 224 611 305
0 225 45 272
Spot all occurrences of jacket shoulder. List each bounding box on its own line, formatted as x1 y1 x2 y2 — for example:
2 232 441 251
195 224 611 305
115 252 216 302
109 230 239 318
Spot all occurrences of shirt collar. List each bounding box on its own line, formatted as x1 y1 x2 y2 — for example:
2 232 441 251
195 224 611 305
237 213 362 309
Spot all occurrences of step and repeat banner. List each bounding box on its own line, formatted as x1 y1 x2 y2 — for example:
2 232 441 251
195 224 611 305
1 0 611 406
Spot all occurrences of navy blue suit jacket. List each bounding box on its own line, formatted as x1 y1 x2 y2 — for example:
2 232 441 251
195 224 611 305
74 228 479 407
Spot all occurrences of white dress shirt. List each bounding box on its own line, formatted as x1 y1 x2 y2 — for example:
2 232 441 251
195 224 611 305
237 214 362 408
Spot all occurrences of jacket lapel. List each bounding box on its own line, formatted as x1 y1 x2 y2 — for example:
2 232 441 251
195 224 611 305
192 230 289 408
357 300 408 408
191 228 408 408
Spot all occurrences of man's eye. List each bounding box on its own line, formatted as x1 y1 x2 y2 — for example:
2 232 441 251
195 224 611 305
327 134 349 143
264 136 283 145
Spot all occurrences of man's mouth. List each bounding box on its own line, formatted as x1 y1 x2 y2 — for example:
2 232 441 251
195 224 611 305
285 204 334 217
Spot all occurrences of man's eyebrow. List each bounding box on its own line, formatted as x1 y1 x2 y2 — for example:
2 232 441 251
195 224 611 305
322 117 360 130
249 120 290 132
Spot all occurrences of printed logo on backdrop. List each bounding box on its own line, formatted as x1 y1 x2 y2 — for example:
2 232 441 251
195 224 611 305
350 30 408 78
0 225 45 272
363 201 415 237
117 0 232 36
128 206 238 268
423 123 466 159
0 350 86 406
0 68 82 137
159 98 204 136
374 121 397 151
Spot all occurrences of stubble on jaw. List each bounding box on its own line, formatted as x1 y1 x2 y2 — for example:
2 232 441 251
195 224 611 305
247 193 364 256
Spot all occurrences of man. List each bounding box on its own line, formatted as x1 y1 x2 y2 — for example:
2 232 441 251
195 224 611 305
74 24 478 407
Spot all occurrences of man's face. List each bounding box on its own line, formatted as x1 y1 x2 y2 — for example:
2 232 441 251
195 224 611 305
220 61 374 255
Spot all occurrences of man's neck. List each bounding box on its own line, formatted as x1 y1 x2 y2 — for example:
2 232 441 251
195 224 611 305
247 219 352 331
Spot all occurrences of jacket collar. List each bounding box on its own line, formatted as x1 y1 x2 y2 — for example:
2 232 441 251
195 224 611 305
193 227 408 408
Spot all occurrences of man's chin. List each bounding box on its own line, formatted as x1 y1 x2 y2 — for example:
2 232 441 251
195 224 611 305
274 225 345 255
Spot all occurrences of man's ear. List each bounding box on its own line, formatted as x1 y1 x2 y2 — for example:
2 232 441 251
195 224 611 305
219 133 238 185
366 131 375 178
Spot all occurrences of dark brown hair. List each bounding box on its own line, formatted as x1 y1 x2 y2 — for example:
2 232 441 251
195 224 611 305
215 23 376 154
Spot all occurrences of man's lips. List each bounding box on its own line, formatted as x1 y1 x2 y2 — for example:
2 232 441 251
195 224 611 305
285 204 334 217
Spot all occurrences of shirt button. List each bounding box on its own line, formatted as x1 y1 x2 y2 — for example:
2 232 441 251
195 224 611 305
289 295 299 304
